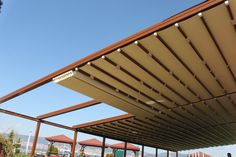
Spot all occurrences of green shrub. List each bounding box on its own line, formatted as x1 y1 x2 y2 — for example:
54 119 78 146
14 138 21 154
0 133 14 157
47 143 58 156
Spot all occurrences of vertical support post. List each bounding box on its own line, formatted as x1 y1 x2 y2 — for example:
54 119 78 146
176 151 178 157
101 137 106 157
30 120 41 157
71 130 78 157
167 150 169 157
141 145 144 157
124 141 127 157
70 144 73 154
155 148 158 157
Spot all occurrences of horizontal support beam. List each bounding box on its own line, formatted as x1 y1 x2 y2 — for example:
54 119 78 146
0 108 36 121
37 100 100 119
42 120 74 131
0 108 74 131
0 0 224 104
73 113 134 129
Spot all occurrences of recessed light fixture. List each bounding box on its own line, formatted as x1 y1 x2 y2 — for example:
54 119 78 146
174 23 179 27
225 0 229 6
145 100 156 105
198 12 203 17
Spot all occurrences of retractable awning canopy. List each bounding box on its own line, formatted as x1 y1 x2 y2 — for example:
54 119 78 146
51 0 236 151
0 0 234 152
53 0 236 151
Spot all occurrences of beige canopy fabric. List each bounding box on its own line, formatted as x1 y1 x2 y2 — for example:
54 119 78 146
53 0 236 151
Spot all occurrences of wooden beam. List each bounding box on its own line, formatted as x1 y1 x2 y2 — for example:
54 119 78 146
73 114 134 129
37 100 100 119
0 0 224 104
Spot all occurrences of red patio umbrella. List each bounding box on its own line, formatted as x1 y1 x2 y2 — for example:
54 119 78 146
110 143 140 151
46 134 73 144
78 138 109 148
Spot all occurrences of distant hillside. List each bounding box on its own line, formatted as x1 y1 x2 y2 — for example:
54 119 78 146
1 133 188 157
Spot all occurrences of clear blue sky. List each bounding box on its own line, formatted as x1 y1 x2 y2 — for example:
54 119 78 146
0 0 235 156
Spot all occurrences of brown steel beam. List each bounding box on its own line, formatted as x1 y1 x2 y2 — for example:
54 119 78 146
42 120 74 131
0 108 36 121
0 108 74 131
73 114 134 129
0 0 224 104
37 100 100 119
30 120 41 157
71 130 78 157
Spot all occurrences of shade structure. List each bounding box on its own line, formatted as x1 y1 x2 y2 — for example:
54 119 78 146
46 135 73 144
0 0 234 152
78 138 109 148
54 0 236 151
110 143 140 151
